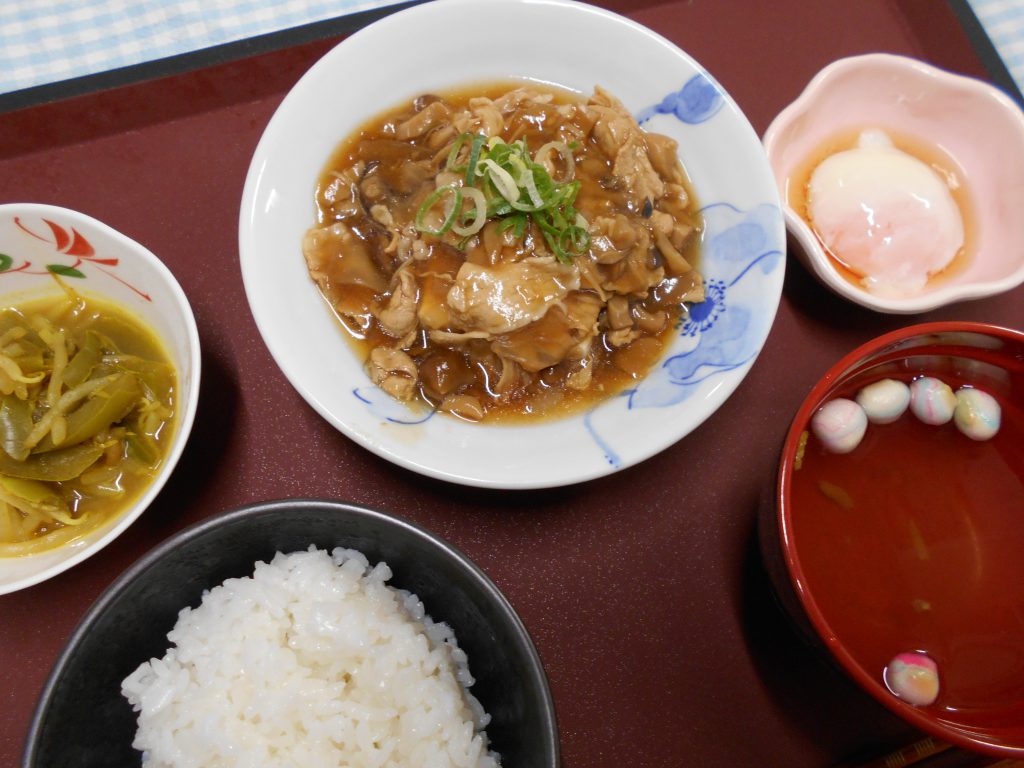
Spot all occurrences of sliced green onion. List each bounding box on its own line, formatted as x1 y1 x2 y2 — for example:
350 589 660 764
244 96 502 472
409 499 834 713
445 132 472 173
452 186 488 237
497 213 528 239
519 164 545 208
478 159 519 202
415 183 462 236
561 225 590 254
464 134 487 184
534 141 576 183
416 134 589 263
489 197 514 217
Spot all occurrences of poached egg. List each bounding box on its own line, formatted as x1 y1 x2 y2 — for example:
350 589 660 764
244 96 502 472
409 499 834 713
807 130 964 297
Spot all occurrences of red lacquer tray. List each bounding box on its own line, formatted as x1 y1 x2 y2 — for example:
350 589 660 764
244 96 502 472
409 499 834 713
1 1 1022 766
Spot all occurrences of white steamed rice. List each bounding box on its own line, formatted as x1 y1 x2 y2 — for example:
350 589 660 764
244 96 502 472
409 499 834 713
121 546 500 768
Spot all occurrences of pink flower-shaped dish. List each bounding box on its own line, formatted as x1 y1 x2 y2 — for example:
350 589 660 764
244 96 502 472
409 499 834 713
763 53 1024 313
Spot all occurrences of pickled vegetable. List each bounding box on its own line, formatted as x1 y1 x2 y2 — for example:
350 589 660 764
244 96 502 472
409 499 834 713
0 286 177 556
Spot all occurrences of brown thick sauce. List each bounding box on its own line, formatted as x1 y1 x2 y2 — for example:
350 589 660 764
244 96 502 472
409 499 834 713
311 81 702 423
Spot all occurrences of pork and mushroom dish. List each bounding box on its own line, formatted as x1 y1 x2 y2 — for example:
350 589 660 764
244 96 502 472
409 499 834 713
303 83 704 422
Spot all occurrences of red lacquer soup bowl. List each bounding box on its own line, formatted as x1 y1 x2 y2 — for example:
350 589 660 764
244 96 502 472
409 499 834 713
770 322 1024 757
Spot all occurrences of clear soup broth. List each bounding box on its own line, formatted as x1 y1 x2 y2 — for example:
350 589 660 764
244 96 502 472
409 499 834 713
789 352 1024 726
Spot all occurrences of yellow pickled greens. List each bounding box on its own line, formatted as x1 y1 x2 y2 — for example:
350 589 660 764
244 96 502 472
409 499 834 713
0 286 177 556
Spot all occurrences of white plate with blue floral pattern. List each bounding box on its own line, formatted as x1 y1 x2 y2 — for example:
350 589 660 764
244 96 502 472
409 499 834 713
239 0 785 489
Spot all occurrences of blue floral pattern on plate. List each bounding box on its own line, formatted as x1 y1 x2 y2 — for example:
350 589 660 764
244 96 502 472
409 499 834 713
630 202 783 408
637 73 725 125
354 386 434 424
584 202 783 467
585 80 783 466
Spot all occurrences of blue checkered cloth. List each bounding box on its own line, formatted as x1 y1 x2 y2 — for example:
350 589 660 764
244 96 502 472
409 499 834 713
0 0 405 93
0 0 1021 95
971 0 1024 86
